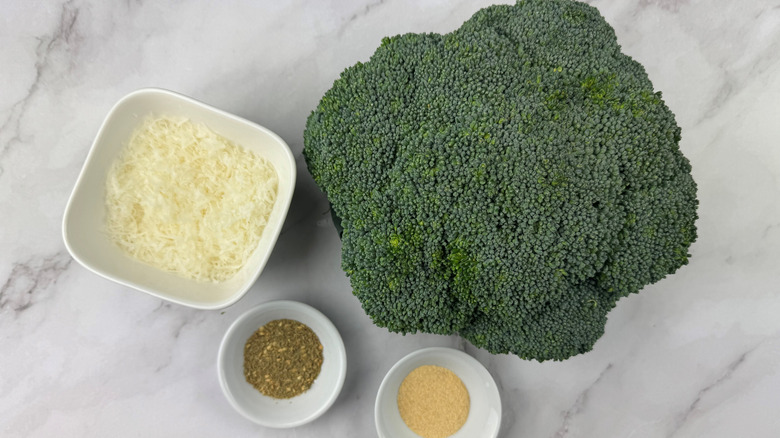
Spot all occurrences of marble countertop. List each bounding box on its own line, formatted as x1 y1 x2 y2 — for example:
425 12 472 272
2 1 779 437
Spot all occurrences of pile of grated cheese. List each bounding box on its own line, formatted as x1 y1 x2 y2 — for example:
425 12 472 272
105 116 278 283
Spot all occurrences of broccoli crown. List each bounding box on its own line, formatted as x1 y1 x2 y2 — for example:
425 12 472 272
303 0 698 361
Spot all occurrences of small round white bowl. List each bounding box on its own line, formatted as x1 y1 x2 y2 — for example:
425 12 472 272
375 347 501 438
218 300 347 428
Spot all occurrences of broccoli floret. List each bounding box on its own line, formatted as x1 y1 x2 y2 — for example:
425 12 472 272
303 0 698 361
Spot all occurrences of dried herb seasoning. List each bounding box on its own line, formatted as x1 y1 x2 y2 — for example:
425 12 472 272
243 319 324 399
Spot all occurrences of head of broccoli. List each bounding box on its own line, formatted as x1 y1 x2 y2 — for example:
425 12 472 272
303 0 698 361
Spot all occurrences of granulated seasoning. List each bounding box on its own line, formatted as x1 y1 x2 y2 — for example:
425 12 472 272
397 365 470 438
243 319 323 399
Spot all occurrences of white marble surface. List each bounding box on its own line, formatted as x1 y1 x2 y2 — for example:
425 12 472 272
2 0 779 436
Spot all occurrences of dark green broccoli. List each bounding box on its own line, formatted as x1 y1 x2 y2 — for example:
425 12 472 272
303 0 698 361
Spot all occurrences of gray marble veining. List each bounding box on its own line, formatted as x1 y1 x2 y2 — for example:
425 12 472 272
2 1 779 437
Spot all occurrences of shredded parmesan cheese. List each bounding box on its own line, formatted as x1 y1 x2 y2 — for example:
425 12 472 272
105 116 278 282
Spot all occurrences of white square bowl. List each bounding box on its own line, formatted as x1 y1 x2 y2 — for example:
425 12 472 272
62 88 296 309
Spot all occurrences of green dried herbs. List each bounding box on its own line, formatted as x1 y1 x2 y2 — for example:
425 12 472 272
243 319 324 399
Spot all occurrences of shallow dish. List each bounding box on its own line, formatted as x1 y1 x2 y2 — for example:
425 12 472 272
218 300 347 428
61 88 296 309
375 347 501 438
